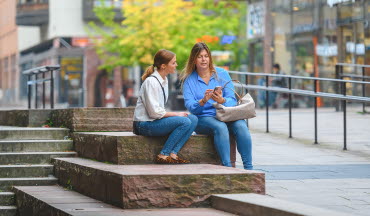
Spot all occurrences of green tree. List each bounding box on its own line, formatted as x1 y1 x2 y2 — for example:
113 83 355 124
88 0 246 71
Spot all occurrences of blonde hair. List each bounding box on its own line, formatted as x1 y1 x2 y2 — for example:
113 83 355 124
141 49 176 80
180 42 216 82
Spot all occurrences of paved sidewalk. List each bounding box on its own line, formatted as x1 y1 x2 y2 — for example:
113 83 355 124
236 106 370 216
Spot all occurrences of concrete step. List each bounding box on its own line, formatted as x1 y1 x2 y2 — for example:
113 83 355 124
0 206 16 216
73 132 237 166
0 126 69 140
0 152 76 165
0 176 57 191
0 192 14 205
0 165 53 178
50 107 135 132
14 185 235 216
210 194 353 216
53 157 265 209
0 140 73 152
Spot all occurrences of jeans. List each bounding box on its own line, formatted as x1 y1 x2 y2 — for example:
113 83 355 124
195 117 253 170
135 115 198 156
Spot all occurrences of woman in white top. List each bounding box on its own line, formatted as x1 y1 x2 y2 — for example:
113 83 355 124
133 49 198 164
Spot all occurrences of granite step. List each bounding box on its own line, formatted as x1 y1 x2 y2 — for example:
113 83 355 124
53 157 265 209
0 192 14 205
0 206 16 216
0 164 53 178
0 176 57 191
14 185 235 216
0 152 76 165
50 107 135 132
0 140 73 152
0 126 69 140
210 194 353 216
72 132 237 166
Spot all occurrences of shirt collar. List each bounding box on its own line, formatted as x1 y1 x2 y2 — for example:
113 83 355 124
152 70 167 85
196 71 216 83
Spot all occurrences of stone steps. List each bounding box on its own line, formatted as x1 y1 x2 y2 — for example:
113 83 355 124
0 164 53 178
50 107 135 132
0 152 76 165
0 192 14 205
0 177 58 191
53 157 265 209
0 206 16 216
210 194 353 216
0 126 69 140
73 132 237 166
0 140 73 152
14 185 234 216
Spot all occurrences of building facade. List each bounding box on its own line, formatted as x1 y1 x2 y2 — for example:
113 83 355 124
247 0 370 106
1 0 136 108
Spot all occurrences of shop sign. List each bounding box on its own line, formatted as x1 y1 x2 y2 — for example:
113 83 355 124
316 44 338 57
327 0 355 7
247 2 264 39
292 24 318 34
346 42 365 55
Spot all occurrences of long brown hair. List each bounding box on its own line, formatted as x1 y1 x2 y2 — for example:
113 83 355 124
180 42 216 82
142 49 176 80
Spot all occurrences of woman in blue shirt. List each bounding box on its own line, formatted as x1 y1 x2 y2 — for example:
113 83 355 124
182 42 253 170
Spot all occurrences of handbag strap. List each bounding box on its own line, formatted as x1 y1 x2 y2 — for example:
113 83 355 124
221 79 245 102
150 75 167 105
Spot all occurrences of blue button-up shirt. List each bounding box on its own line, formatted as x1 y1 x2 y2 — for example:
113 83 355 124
183 67 237 117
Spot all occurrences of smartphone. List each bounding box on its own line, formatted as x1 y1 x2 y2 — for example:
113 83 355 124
214 86 221 91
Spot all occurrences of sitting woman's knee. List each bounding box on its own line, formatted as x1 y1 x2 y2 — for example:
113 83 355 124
188 114 198 125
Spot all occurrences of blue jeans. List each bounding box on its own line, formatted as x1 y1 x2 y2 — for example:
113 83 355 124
195 117 253 170
135 115 198 156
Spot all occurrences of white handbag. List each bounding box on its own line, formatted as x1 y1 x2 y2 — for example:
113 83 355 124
213 80 256 122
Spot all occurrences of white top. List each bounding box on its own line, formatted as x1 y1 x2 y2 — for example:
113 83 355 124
133 71 169 121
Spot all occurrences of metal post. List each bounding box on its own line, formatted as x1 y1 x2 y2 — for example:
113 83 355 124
342 81 347 150
362 67 366 113
42 72 46 109
35 73 38 109
335 65 340 111
246 74 249 128
50 70 54 109
265 75 269 133
314 79 318 144
28 74 31 109
288 77 292 138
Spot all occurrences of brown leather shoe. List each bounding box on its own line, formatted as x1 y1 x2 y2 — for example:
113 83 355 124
156 155 176 164
171 156 190 164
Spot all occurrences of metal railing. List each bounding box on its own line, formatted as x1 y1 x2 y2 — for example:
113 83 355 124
229 69 370 150
335 63 370 113
23 65 60 109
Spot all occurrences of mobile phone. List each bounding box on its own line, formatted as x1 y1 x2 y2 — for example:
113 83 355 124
214 86 221 91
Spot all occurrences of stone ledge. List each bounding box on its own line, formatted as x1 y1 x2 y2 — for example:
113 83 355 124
0 107 135 132
211 194 353 216
73 132 237 165
14 186 235 216
53 157 265 209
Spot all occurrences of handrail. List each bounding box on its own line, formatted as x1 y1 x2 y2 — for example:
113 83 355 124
229 71 370 85
228 69 370 151
23 65 60 109
336 63 370 68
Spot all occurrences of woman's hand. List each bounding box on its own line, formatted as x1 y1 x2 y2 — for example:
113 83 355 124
202 89 214 102
212 90 225 104
176 112 189 117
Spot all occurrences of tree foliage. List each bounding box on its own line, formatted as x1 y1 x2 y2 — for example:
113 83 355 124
88 0 247 71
